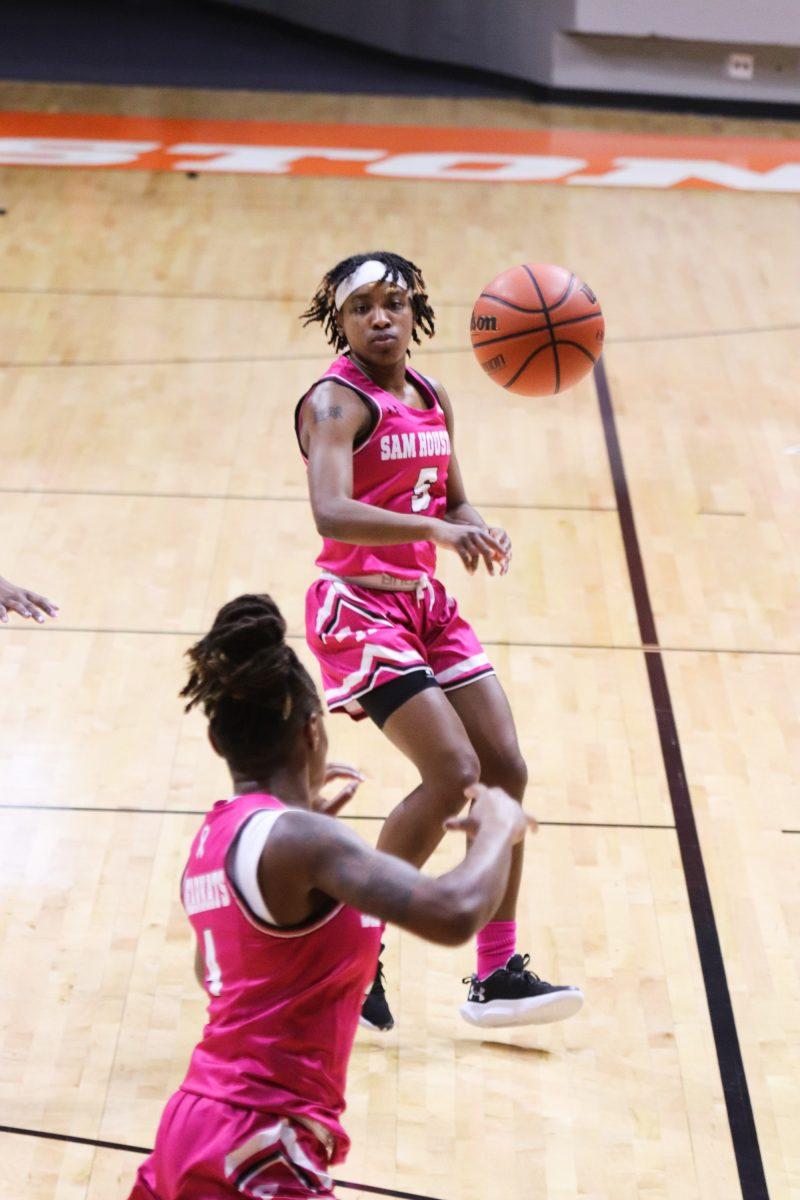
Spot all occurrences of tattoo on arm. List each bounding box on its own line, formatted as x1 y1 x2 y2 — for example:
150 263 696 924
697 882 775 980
313 404 344 424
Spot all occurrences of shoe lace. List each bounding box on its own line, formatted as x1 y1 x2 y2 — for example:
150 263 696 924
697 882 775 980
512 953 542 985
463 953 543 988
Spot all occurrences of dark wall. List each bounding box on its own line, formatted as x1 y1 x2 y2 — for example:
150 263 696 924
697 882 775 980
0 0 521 96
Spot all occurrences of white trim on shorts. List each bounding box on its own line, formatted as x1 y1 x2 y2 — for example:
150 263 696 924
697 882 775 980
315 575 395 638
434 653 492 688
225 1116 333 1194
325 641 430 707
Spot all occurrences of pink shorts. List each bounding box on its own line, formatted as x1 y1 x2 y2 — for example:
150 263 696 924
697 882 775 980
128 1089 336 1200
305 575 494 719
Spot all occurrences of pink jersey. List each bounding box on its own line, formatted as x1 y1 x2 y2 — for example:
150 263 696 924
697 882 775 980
179 792 381 1164
295 353 451 580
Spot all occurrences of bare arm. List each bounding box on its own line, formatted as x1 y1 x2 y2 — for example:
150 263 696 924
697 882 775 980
433 381 512 574
302 381 440 546
258 785 533 946
194 941 205 988
302 380 506 569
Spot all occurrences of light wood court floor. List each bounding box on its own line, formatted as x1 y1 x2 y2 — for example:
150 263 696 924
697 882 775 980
0 82 798 1200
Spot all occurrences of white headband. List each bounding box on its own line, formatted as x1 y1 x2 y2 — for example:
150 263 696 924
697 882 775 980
334 260 408 310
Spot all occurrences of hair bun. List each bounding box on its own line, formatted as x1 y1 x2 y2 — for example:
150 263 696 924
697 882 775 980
181 594 293 714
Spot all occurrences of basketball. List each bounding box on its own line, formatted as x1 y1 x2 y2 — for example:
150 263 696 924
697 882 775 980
470 263 605 396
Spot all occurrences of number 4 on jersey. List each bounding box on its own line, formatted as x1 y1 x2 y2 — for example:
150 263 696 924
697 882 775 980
203 928 223 996
412 466 438 512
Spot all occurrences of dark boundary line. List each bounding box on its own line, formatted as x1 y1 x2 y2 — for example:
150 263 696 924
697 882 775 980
0 802 380 821
0 486 614 513
595 356 769 1200
698 510 747 518
538 819 674 830
3 321 800 372
2 287 799 345
2 626 799 658
0 286 464 310
0 803 674 830
782 829 800 835
0 1125 442 1200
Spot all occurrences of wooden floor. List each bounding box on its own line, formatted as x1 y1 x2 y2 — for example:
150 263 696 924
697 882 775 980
1 81 798 1200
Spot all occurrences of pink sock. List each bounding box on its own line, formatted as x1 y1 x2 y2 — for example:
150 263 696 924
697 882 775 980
476 920 517 979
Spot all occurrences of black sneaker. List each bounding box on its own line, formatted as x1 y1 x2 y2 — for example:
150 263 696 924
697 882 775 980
460 953 584 1028
359 949 394 1031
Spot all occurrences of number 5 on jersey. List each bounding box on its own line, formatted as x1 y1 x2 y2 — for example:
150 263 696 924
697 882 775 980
412 466 438 513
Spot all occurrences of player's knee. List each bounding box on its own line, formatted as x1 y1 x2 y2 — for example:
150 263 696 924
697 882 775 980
425 746 480 815
506 751 529 800
484 747 528 801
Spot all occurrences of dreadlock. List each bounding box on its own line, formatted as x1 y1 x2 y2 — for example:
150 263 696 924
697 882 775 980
301 251 436 353
181 594 320 776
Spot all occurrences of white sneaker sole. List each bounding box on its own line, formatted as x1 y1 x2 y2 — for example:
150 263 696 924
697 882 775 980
459 987 584 1028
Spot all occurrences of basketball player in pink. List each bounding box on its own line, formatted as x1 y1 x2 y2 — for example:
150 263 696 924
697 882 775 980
297 252 583 1031
127 593 532 1200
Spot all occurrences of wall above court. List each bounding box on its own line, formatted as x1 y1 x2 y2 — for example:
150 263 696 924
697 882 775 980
221 0 800 108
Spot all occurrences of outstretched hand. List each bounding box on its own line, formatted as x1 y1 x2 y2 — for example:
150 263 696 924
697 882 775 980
487 527 512 576
312 762 366 817
0 576 59 624
434 521 512 576
444 782 536 843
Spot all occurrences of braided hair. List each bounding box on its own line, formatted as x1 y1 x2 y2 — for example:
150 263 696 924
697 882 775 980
301 251 436 353
181 594 320 776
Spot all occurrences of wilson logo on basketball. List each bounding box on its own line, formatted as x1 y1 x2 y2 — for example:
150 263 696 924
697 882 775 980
470 314 498 332
470 262 605 397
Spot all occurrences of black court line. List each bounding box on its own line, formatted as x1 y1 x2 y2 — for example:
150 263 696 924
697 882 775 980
0 1125 442 1200
2 286 798 344
0 345 470 370
3 625 800 658
0 285 471 310
698 510 748 518
0 350 334 369
0 802 383 820
3 324 800 372
781 829 800 835
4 319 800 372
0 485 615 513
0 803 674 830
595 356 769 1200
537 819 675 830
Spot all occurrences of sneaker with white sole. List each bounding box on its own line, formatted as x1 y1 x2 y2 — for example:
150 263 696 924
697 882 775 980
460 953 584 1028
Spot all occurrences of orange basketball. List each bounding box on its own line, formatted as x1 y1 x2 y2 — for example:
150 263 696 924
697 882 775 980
470 263 605 396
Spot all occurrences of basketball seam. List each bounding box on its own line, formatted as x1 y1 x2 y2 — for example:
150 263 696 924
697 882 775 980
500 340 556 390
548 273 576 312
479 272 577 317
521 265 560 393
473 311 602 350
499 337 598 391
554 339 601 364
479 291 546 315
